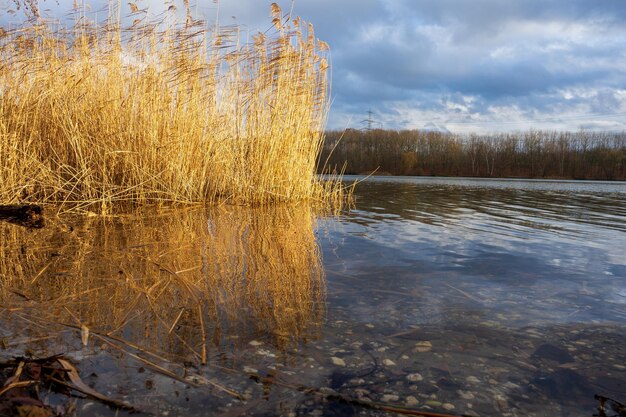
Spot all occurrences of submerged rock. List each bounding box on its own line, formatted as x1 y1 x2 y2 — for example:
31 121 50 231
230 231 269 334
330 357 346 367
457 390 475 400
531 344 575 364
466 376 481 384
413 341 433 353
406 373 423 382
405 396 419 407
381 394 399 402
442 403 455 410
437 377 461 390
530 369 595 406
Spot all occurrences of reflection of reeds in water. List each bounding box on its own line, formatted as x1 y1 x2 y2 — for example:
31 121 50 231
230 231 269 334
0 205 325 361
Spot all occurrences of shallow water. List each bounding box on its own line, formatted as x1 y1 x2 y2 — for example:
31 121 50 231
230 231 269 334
1 177 625 416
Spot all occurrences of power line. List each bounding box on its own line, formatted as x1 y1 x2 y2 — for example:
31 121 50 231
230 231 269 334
360 109 375 131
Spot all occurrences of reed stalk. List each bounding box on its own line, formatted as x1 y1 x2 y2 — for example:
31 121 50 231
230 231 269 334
0 4 346 212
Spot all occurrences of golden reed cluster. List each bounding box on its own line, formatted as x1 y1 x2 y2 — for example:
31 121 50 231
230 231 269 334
0 3 347 212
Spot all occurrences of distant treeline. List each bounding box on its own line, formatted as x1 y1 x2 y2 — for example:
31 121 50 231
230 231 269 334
319 129 626 180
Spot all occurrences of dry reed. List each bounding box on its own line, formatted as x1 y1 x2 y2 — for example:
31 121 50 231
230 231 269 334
0 3 347 212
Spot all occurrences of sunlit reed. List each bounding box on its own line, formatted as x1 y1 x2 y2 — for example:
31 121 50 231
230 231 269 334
0 4 347 212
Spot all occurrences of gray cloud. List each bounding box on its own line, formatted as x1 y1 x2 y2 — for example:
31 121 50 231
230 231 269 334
317 0 626 131
3 0 625 132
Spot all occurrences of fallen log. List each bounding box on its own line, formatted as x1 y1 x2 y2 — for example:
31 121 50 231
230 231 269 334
0 205 44 228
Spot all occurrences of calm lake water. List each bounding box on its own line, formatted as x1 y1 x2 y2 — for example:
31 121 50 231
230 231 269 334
1 177 625 416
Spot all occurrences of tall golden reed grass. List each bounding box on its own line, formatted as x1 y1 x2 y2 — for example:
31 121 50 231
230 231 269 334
0 3 346 212
0 205 325 357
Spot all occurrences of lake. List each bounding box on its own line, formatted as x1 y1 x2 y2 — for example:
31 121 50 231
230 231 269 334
1 176 625 416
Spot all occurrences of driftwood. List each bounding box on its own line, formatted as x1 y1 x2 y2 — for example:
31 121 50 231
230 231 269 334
0 354 137 414
0 205 44 228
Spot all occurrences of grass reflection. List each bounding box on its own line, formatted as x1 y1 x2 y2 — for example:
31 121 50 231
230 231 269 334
0 205 325 361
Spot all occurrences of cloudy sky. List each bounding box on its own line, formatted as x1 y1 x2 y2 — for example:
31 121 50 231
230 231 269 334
6 0 626 133
215 0 626 133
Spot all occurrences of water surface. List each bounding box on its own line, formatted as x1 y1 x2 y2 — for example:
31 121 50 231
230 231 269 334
1 177 625 416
